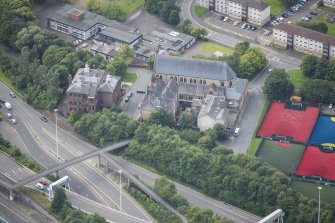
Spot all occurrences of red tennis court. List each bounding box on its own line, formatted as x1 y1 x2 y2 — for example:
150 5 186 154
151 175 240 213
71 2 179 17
257 102 319 143
295 146 335 180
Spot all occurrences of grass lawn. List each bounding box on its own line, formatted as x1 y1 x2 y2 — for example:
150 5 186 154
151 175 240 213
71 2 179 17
200 42 234 56
122 72 137 83
261 0 284 16
288 69 306 89
256 139 305 174
115 0 144 16
291 181 335 203
311 14 335 37
247 98 270 156
20 187 51 210
195 6 208 18
318 5 335 14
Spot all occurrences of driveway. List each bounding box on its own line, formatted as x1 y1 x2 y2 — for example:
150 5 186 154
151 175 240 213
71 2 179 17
121 67 153 119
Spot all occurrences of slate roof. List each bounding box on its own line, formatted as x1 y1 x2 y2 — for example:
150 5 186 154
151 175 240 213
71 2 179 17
225 78 248 100
232 0 269 11
98 75 120 93
154 55 237 81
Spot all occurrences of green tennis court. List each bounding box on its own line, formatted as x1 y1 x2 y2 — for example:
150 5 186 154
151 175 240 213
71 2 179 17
256 139 305 174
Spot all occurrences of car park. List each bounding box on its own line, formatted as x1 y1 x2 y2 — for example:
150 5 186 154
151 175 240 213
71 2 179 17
9 92 16 98
40 116 48 122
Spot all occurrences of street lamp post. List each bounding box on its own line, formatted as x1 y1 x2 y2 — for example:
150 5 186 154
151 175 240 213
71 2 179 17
318 186 322 223
54 108 59 159
118 170 122 211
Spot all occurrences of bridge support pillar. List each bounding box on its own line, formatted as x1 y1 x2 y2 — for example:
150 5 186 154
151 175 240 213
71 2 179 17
127 178 130 187
9 190 14 201
104 162 109 173
98 155 101 167
55 170 59 178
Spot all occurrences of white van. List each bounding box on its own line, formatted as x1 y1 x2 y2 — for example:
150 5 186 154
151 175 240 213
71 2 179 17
4 102 12 110
35 183 44 190
234 128 240 137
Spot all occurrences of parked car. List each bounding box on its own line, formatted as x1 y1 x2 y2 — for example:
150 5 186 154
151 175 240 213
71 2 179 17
82 43 88 48
241 23 247 29
39 179 48 185
11 118 17 124
40 116 48 122
125 97 129 102
301 16 310 21
310 11 318 15
136 89 146 94
127 92 133 98
6 113 12 118
329 103 333 109
233 21 239 26
219 16 225 20
306 15 312 20
9 92 16 98
35 183 44 190
223 16 229 22
0 98 5 103
246 25 251 30
234 128 240 137
251 26 257 31
282 14 288 18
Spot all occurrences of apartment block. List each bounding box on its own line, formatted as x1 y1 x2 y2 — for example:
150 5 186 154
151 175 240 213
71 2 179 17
324 0 335 8
196 0 270 26
273 23 335 60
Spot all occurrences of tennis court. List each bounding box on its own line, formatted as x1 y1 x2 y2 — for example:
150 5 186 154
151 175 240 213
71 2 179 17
257 102 319 143
295 145 335 180
256 139 305 174
309 115 335 145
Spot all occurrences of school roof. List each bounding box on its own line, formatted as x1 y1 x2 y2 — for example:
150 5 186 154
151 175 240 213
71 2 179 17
99 26 142 44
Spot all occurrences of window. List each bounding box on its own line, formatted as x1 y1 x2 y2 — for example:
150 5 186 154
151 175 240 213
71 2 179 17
220 81 225 86
199 79 203 84
184 78 187 82
203 80 207 85
180 77 183 82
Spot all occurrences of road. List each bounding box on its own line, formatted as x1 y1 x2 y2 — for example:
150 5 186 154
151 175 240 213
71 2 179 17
110 155 261 223
0 82 151 222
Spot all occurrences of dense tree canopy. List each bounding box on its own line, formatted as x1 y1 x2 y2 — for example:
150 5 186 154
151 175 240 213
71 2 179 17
301 79 335 103
144 0 181 25
148 109 176 128
51 187 67 213
264 69 294 100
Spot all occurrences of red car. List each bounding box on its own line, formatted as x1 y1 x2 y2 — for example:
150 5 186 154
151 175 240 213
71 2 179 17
39 179 48 185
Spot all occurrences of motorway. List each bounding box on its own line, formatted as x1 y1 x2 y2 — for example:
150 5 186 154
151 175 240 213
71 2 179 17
0 82 152 223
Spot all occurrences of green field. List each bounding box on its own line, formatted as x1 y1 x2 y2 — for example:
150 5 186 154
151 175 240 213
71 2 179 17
311 14 335 36
122 72 137 83
291 181 335 203
256 139 305 174
114 0 144 15
247 98 270 156
195 6 208 18
200 42 234 56
288 69 306 89
21 187 51 210
261 0 284 16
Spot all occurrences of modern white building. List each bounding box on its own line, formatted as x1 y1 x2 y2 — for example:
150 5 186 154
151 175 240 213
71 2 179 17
196 0 270 26
273 23 335 60
324 0 335 8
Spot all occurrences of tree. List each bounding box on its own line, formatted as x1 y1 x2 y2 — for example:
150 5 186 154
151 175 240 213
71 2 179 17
197 135 215 150
314 58 329 79
297 22 328 34
301 55 319 78
179 111 194 129
191 27 208 40
264 69 294 100
148 109 175 128
51 187 67 213
302 79 335 103
239 47 267 78
168 10 180 25
86 213 107 223
234 41 250 56
325 60 335 82
177 20 193 35
209 123 228 141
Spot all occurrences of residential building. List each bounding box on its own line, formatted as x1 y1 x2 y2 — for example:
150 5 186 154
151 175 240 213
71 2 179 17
196 0 270 26
46 4 138 41
273 23 335 60
64 64 121 115
324 0 335 8
140 55 248 130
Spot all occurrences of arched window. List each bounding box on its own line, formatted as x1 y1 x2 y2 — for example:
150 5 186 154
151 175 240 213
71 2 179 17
184 77 187 82
229 81 232 87
160 75 163 80
203 80 207 85
180 77 183 82
174 77 177 81
199 79 202 84
220 81 225 86
194 79 197 84
170 76 173 80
